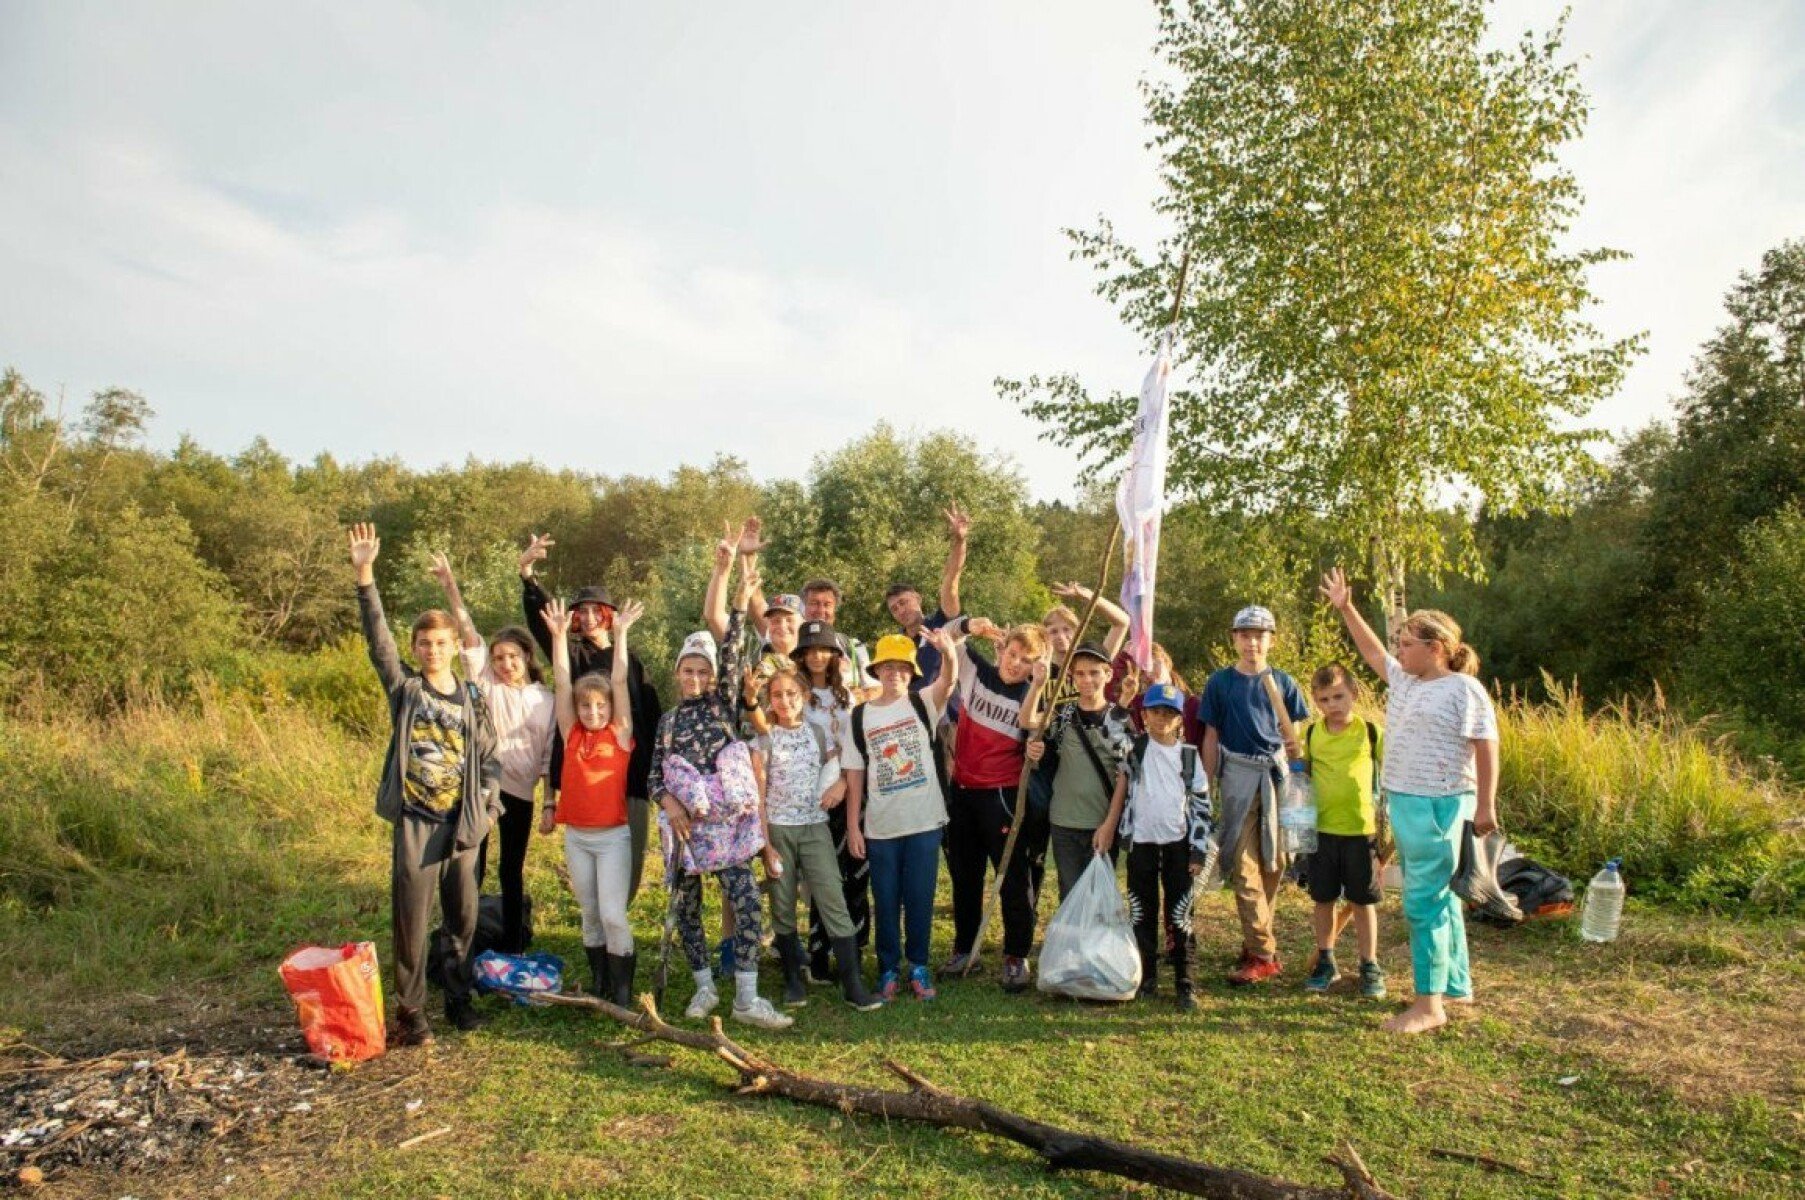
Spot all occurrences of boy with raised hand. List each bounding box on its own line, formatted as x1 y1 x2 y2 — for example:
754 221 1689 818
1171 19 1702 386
882 501 969 693
1199 605 1308 986
351 523 501 1044
518 533 663 901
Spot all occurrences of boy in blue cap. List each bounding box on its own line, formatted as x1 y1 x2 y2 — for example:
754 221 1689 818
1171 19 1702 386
1118 683 1212 1010
1199 605 1308 985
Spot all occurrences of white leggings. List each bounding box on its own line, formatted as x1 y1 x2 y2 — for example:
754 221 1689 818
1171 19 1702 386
564 824 634 953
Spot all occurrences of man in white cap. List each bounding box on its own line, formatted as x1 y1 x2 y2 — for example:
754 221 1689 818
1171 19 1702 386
1198 605 1309 986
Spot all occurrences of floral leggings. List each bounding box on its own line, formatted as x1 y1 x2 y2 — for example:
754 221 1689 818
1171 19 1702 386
673 862 763 974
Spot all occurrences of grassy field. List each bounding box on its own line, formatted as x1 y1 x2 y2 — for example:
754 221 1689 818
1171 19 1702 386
2 696 1801 1199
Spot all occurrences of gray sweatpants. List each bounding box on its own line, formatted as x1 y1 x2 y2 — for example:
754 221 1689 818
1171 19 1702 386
391 809 478 1011
768 822 855 938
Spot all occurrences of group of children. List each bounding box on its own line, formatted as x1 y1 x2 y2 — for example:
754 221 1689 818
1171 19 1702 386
352 509 1501 1044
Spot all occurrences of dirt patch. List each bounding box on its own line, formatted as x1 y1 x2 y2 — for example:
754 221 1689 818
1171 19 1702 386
0 1016 434 1195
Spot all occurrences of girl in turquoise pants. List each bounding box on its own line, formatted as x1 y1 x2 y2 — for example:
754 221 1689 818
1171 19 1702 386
1322 568 1500 1035
1387 790 1476 1000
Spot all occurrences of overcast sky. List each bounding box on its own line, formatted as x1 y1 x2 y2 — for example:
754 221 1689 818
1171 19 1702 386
2 1 1801 501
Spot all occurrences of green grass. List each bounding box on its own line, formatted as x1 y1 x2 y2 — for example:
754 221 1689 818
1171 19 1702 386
2 695 1801 1199
1498 680 1804 913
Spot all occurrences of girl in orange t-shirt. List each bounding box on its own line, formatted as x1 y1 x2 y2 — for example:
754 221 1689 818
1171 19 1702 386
540 596 643 1005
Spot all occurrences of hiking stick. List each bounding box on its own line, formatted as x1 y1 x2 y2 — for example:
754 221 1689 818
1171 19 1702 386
959 522 1120 976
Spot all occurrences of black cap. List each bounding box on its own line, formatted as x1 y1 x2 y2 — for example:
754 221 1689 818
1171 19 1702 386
569 585 615 610
1070 641 1112 665
791 620 842 658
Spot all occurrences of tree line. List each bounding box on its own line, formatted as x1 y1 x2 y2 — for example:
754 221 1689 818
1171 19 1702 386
2 239 1800 772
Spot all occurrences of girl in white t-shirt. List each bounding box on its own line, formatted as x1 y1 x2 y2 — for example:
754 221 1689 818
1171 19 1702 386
1322 568 1500 1036
431 555 555 956
791 621 868 984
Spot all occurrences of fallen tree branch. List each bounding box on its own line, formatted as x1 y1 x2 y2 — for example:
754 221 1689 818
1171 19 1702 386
532 990 1403 1199
1428 1146 1545 1179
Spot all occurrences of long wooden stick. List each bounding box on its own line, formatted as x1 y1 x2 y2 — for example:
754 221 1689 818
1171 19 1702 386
533 989 1402 1200
959 522 1121 974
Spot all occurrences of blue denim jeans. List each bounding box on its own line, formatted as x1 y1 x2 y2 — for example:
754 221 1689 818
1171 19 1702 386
867 827 943 975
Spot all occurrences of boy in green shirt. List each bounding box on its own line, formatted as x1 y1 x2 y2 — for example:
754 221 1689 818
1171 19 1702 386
1300 665 1387 999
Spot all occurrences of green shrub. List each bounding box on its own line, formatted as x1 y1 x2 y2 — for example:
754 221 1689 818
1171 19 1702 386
1499 679 1803 913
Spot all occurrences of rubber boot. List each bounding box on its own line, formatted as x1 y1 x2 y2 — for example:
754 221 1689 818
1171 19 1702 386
774 933 809 1008
833 936 882 1011
585 945 610 997
607 951 637 1008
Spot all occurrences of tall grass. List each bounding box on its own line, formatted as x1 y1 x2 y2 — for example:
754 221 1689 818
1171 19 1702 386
1498 679 1804 913
0 685 386 1030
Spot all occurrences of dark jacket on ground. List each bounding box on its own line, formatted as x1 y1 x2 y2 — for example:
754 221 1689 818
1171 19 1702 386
359 583 502 850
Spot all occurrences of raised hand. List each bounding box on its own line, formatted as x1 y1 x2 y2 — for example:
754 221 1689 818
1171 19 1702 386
614 598 645 633
944 500 972 543
541 598 570 643
347 523 380 572
716 521 737 572
966 616 1001 643
920 625 953 655
1029 657 1050 689
519 533 555 577
1320 567 1352 611
427 551 456 593
735 516 769 557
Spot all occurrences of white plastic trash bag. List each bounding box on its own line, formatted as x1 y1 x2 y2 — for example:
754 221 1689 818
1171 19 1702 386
1037 854 1142 1002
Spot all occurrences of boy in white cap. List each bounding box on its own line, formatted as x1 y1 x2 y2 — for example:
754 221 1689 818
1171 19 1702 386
1198 605 1308 986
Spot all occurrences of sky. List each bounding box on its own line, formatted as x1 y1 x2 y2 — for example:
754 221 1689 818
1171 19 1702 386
2 1 1801 502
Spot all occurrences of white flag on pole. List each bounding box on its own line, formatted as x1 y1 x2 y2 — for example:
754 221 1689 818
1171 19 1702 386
1115 333 1173 672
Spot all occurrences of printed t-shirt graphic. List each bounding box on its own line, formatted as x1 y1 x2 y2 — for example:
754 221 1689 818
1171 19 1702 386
948 617 1032 788
404 684 467 817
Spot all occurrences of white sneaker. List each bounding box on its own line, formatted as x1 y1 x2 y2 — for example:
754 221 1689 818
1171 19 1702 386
730 996 795 1030
684 982 719 1020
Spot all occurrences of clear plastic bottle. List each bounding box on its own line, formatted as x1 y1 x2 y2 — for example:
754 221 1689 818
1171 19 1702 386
1580 859 1625 942
1279 762 1318 855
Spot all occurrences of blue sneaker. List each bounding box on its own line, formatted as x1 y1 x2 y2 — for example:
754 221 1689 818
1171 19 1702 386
908 965 937 1001
877 970 901 1003
1303 952 1339 994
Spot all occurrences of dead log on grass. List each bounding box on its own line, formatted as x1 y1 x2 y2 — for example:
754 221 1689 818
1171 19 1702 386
532 990 1402 1200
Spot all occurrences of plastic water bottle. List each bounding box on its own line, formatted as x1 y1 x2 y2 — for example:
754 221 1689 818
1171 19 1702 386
1580 859 1625 942
1279 762 1318 855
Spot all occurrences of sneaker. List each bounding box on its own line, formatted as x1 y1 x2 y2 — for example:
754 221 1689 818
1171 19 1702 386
1358 960 1388 1000
943 949 981 975
1176 987 1198 1013
1000 956 1031 994
1303 952 1340 994
908 965 938 1001
445 1000 485 1033
684 981 720 1020
391 1006 434 1047
1227 954 1282 987
731 996 795 1030
877 970 901 1003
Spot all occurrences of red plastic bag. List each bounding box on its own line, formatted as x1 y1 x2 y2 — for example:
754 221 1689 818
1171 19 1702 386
279 942 387 1063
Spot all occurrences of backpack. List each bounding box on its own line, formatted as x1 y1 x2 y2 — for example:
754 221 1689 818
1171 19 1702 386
850 692 947 797
1495 856 1577 922
428 893 534 988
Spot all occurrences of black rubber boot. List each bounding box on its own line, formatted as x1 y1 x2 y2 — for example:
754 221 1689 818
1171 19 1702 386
585 945 610 997
833 936 882 1011
607 951 637 1008
774 933 809 1008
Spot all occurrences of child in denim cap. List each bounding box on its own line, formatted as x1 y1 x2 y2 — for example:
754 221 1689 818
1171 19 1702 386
1117 683 1212 1011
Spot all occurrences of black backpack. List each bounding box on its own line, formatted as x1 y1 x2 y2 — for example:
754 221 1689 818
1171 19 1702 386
428 893 534 988
1496 857 1577 921
850 693 948 797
